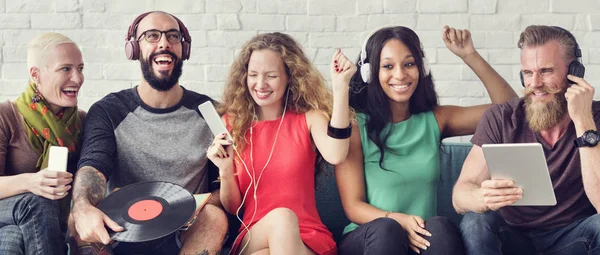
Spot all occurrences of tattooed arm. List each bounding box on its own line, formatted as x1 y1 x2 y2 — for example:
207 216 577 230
71 166 123 245
72 166 107 207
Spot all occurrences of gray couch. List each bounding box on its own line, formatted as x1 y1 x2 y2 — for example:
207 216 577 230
315 142 473 241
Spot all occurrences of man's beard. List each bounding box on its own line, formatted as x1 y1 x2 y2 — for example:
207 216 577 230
140 50 183 91
524 85 568 132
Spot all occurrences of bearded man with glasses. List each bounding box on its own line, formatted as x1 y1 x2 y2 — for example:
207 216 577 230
68 11 227 255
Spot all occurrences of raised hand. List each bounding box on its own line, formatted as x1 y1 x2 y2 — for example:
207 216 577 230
565 75 595 124
330 48 357 94
442 25 476 60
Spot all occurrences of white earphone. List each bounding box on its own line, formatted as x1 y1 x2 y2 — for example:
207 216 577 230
229 89 290 255
358 26 431 83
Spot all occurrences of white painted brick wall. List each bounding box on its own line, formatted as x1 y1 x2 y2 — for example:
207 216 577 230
239 14 285 30
32 14 82 29
590 48 600 63
591 15 600 31
217 14 241 30
308 0 355 15
0 14 29 29
358 0 383 15
258 0 307 15
82 0 105 13
6 0 53 13
206 0 244 13
468 0 496 14
56 0 80 13
287 16 335 32
181 14 218 30
2 0 600 143
497 0 549 14
418 0 467 13
106 1 154 13
384 0 417 14
155 0 206 14
550 0 600 14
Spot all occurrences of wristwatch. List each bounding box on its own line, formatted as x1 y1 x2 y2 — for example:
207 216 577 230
574 130 600 148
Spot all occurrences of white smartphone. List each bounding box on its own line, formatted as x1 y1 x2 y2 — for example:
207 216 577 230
48 146 68 172
48 146 69 195
197 101 232 141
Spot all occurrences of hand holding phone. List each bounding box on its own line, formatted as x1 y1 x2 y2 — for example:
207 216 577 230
48 146 69 195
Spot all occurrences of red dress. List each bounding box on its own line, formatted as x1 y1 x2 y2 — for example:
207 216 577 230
227 111 337 255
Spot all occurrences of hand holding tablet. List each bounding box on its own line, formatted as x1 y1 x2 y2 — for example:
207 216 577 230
482 143 557 207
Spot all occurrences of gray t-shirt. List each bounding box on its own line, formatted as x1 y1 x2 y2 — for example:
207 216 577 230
471 98 600 230
77 87 217 194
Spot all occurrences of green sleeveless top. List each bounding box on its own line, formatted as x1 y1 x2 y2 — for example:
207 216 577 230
343 111 441 235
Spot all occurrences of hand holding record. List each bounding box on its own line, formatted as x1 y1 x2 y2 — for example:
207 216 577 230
72 202 124 245
98 181 196 243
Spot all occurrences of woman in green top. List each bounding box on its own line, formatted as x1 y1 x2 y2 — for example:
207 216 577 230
336 25 518 255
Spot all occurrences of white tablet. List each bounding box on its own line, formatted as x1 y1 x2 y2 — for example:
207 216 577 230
482 143 556 206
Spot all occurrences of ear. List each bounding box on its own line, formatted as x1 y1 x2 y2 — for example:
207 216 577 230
29 66 40 83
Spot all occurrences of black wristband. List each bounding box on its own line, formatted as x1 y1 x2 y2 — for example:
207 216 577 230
327 122 352 139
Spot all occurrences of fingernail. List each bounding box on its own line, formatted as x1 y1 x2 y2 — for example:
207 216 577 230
334 60 338 63
228 140 233 144
335 68 339 72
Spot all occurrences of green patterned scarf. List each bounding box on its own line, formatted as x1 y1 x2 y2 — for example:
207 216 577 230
15 81 82 170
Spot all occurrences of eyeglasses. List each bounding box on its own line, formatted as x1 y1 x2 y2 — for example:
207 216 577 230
137 29 182 43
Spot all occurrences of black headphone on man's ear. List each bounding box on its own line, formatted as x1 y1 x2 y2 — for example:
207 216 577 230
520 26 585 87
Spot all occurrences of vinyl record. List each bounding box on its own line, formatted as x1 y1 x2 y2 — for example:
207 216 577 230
98 181 196 243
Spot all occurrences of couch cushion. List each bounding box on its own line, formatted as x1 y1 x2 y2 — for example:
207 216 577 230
437 143 472 226
315 169 349 242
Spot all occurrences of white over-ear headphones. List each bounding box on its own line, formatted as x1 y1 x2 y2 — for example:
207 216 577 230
358 27 379 83
359 26 431 83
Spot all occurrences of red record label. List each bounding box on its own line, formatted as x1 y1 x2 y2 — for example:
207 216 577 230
127 199 163 221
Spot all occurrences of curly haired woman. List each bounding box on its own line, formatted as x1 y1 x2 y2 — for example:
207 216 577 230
208 32 355 255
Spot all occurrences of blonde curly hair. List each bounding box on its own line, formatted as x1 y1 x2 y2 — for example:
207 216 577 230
219 32 334 151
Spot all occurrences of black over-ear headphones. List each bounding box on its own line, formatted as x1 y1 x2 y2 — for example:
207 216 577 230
124 11 192 61
520 26 585 87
